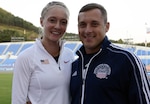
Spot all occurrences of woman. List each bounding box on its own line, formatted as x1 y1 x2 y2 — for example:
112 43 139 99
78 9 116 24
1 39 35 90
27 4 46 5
11 1 74 104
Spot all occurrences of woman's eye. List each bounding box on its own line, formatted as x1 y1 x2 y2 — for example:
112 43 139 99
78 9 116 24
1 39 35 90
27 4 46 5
61 21 67 25
48 18 56 23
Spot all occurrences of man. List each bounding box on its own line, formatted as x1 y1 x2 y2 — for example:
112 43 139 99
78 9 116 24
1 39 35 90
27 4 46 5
70 3 150 104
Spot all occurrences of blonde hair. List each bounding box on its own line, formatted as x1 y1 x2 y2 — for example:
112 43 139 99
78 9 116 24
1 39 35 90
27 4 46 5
41 1 70 19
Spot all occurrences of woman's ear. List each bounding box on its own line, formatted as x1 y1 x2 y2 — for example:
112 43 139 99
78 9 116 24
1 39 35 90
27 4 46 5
40 17 44 27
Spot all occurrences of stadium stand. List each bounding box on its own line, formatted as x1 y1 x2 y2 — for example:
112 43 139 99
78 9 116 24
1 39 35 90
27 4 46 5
4 43 21 55
0 41 150 73
0 45 7 55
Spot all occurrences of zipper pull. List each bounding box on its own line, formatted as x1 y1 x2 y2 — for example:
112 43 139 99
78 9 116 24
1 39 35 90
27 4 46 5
59 66 61 70
82 78 85 84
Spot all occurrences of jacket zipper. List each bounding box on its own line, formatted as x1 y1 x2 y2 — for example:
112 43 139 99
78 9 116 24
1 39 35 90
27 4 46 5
79 49 102 104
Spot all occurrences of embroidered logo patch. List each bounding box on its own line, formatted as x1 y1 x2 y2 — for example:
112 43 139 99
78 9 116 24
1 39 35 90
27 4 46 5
94 64 111 79
64 60 70 63
40 59 49 64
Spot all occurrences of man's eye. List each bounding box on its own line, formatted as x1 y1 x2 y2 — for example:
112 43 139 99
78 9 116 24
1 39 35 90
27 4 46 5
92 22 99 27
79 23 86 28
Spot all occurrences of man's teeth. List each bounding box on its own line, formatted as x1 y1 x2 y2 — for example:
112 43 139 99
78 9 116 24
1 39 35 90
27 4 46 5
52 32 60 34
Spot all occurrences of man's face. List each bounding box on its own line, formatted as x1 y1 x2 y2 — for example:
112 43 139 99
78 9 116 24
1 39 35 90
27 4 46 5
78 8 109 54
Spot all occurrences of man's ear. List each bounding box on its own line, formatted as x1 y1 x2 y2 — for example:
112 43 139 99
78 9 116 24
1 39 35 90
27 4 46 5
105 22 110 32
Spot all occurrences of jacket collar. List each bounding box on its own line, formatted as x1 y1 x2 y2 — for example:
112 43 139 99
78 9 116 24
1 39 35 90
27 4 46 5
76 36 111 56
35 38 65 54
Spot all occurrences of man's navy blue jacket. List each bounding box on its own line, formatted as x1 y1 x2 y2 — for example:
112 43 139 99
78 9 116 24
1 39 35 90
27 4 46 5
70 36 150 104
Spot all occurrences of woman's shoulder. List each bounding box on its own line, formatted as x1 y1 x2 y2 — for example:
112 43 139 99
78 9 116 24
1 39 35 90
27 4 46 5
17 45 35 59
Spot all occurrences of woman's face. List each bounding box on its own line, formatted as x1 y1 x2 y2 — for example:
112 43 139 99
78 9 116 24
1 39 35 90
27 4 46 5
40 5 69 43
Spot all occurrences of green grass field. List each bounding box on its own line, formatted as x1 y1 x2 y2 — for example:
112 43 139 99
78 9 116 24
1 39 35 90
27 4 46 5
0 71 13 104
